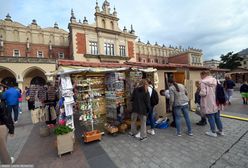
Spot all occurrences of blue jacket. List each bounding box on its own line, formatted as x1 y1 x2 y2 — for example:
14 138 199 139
3 87 21 105
224 80 235 89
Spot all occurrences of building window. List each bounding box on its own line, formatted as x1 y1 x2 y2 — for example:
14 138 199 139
119 45 126 56
104 43 114 56
37 51 44 58
111 21 114 30
58 52 64 59
192 56 195 63
244 61 246 65
13 49 20 57
89 41 98 55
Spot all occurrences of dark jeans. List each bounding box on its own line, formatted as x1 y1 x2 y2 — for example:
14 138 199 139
206 111 223 133
7 104 19 122
148 106 155 129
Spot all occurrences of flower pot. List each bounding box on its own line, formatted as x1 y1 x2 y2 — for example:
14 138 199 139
84 130 102 143
57 131 74 157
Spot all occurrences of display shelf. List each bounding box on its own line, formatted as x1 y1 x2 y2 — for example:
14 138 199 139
72 76 106 142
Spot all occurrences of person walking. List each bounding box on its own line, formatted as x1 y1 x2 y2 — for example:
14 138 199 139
195 81 207 126
3 83 21 124
129 79 151 141
200 71 224 137
223 75 235 105
0 92 15 164
240 81 248 105
147 79 159 135
168 79 192 136
18 89 22 114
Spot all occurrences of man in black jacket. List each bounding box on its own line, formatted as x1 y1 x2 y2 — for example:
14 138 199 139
129 79 151 141
0 92 15 164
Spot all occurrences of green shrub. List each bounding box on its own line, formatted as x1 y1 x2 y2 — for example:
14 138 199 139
54 125 73 135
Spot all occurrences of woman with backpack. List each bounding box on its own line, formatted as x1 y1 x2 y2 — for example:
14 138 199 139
200 71 224 137
168 79 192 136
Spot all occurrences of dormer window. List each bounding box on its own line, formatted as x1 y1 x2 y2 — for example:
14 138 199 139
102 19 106 28
37 51 44 58
13 49 20 57
110 21 114 30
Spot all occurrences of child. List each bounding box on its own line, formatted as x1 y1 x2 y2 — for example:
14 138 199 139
117 102 124 123
240 81 248 104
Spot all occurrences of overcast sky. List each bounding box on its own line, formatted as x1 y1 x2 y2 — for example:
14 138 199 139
1 0 248 60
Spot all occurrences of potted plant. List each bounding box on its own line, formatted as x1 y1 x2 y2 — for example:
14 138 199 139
54 125 74 157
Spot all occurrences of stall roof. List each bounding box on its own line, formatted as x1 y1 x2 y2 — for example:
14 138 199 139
210 68 230 72
125 61 210 70
57 66 129 75
57 60 157 75
58 60 210 72
58 60 130 68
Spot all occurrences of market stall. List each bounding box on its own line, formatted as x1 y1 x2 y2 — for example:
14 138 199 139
56 66 157 142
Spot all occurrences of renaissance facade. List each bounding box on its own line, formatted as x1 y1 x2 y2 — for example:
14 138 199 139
0 0 203 90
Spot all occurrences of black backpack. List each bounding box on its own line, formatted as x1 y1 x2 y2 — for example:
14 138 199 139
216 82 226 105
150 87 159 106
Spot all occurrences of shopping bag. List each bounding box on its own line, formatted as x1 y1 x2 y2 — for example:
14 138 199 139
39 108 46 122
31 108 40 124
155 119 169 129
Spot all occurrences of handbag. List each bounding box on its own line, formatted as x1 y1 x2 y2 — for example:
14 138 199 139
31 108 40 124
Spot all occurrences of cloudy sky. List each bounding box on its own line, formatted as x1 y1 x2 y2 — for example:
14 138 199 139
1 0 248 60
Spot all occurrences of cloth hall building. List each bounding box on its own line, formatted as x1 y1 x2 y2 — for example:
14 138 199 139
0 0 204 96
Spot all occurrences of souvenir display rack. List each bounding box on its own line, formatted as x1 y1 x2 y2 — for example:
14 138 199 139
72 75 105 142
125 71 143 113
105 72 125 120
104 72 126 134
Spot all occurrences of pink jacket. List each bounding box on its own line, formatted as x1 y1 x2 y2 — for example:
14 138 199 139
200 76 218 114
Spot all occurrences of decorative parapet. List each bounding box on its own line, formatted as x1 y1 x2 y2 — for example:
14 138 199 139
0 56 56 64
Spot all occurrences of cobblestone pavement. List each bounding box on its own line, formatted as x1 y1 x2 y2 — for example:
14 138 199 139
2 95 248 168
223 91 248 117
7 102 34 161
212 131 248 168
100 113 248 168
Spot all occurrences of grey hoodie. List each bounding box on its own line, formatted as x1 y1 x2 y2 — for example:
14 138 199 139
169 83 189 109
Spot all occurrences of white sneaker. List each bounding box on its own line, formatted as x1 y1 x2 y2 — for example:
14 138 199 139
14 121 18 124
205 131 217 137
19 111 22 114
11 157 15 164
217 131 225 136
135 132 141 138
147 129 155 135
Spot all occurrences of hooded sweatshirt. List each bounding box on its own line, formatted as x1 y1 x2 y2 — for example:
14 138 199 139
200 76 218 114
